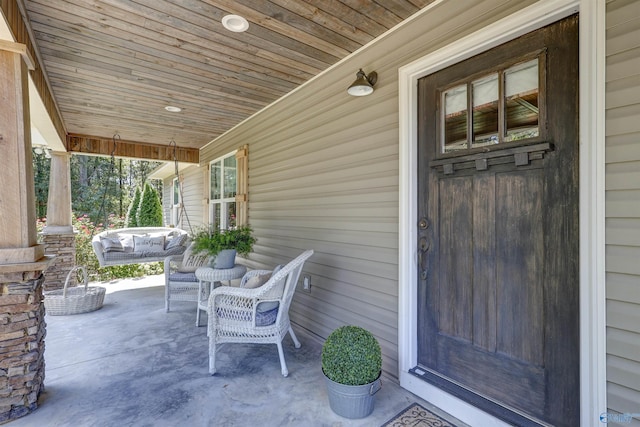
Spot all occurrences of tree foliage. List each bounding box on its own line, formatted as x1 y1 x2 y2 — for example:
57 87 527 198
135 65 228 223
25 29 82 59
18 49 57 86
32 150 163 227
32 150 50 219
32 151 168 279
137 182 163 227
126 186 142 227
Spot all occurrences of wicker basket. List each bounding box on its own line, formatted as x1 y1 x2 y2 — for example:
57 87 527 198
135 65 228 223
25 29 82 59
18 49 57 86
44 266 106 315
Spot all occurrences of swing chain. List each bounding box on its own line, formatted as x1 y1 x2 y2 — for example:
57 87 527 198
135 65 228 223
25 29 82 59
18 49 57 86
168 139 192 233
91 133 120 238
111 133 120 159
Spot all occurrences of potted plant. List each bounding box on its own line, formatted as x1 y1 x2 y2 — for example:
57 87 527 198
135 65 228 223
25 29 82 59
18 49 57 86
321 325 382 419
191 225 256 268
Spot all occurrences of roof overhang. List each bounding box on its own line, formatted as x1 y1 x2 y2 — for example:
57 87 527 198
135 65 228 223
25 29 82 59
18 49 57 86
148 161 196 180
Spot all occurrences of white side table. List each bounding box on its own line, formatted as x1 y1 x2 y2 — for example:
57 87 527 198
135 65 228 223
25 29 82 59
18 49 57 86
195 264 247 326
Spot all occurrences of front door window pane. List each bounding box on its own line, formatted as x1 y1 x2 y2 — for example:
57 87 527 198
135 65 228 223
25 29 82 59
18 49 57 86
505 59 539 141
443 85 467 153
472 74 499 148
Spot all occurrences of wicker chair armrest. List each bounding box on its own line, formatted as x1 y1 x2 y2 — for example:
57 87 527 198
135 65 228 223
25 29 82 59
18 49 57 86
210 285 262 299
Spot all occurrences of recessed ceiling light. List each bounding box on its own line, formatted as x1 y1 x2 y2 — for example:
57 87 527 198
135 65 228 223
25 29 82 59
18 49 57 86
165 106 182 112
222 14 249 32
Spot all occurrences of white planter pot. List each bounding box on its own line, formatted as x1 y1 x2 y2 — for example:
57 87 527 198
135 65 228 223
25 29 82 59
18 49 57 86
210 249 236 269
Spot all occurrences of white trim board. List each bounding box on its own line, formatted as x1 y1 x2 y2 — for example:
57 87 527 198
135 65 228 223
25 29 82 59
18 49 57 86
397 0 606 426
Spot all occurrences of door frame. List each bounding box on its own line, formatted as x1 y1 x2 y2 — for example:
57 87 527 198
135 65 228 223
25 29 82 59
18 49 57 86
398 0 606 426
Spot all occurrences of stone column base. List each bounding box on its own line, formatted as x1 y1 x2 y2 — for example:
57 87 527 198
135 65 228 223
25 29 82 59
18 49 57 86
40 232 76 292
0 273 46 424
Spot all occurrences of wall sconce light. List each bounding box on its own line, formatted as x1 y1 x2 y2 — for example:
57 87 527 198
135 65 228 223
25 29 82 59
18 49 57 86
347 69 377 96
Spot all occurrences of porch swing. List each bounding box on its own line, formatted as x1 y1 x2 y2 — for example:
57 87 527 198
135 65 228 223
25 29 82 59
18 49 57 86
91 137 191 267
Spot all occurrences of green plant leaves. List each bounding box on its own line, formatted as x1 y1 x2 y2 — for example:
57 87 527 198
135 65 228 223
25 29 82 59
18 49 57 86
191 225 256 257
321 325 382 386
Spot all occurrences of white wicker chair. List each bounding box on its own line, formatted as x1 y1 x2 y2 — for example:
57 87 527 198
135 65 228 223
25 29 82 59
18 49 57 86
164 250 209 312
207 250 314 377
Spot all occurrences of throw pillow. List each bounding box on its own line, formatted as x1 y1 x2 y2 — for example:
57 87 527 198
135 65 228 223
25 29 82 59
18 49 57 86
118 234 136 252
177 243 209 273
243 273 272 289
133 235 165 252
165 233 187 250
255 264 283 312
101 237 124 253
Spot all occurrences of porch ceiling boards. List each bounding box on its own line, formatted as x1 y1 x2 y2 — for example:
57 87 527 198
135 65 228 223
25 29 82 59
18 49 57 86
21 0 435 152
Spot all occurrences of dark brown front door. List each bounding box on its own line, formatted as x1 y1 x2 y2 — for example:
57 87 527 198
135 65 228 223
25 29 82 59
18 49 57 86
413 16 579 427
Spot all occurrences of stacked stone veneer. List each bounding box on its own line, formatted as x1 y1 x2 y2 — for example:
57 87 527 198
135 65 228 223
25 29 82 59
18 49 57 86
0 273 46 424
40 232 76 291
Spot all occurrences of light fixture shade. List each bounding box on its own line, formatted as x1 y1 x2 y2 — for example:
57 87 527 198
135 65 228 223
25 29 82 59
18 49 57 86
347 69 377 96
222 15 249 32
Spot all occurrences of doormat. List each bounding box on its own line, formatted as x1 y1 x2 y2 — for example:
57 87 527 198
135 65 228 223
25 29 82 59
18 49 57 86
381 402 458 427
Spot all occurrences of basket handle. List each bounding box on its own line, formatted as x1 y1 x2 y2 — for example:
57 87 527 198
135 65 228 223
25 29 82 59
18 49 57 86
62 266 88 298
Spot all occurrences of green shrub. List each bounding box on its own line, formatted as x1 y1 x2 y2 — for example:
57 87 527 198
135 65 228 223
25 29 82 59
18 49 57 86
137 182 163 227
126 186 141 227
321 326 382 386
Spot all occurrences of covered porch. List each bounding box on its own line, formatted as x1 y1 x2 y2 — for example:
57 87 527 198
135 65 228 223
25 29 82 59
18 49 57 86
7 274 463 427
0 0 627 425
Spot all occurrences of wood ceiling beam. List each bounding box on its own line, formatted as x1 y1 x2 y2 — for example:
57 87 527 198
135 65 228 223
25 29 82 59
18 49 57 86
66 134 199 164
1 0 66 143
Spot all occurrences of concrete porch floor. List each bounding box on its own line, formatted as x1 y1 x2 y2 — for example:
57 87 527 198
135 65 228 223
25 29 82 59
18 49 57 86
10 274 465 427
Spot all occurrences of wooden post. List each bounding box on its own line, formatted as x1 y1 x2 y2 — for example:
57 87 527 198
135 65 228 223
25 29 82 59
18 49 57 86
41 151 76 291
0 41 51 425
0 42 44 264
43 151 73 234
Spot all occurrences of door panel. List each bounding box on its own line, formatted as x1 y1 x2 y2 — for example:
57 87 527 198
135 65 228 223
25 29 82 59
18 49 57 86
414 15 579 427
495 170 544 364
471 174 496 352
438 176 473 341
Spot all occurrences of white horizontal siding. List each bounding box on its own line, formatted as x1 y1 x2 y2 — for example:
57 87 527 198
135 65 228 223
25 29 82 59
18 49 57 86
163 164 204 233
607 272 640 305
190 0 540 380
606 0 640 418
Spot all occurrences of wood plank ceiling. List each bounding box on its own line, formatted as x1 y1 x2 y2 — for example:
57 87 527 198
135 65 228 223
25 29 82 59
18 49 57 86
20 0 435 152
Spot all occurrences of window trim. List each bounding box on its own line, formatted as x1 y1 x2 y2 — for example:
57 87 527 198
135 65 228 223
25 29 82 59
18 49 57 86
435 50 547 160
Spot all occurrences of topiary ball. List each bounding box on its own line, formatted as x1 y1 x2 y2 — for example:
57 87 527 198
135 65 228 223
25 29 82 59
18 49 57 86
321 325 382 386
